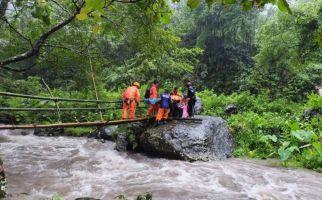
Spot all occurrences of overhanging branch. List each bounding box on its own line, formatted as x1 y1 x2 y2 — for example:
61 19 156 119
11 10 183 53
0 1 85 70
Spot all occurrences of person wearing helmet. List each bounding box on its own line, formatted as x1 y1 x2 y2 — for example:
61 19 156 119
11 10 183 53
122 82 140 119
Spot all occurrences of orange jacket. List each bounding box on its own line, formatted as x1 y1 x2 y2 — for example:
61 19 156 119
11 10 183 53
149 84 158 99
123 86 140 103
170 94 182 103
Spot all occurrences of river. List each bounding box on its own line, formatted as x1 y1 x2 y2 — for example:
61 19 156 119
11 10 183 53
0 130 321 200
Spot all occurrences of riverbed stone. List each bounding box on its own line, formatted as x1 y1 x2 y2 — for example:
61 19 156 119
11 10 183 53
89 126 118 141
139 115 234 161
224 104 238 115
34 128 64 137
304 108 322 119
115 132 129 152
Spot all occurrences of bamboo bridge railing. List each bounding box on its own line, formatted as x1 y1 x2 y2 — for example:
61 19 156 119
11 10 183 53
0 91 202 130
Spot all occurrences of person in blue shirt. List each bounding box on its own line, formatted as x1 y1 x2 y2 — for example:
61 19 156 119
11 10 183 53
156 89 171 125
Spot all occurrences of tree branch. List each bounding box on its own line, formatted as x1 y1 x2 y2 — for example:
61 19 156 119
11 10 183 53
50 0 71 14
2 17 33 47
0 1 85 70
115 0 142 3
1 63 36 72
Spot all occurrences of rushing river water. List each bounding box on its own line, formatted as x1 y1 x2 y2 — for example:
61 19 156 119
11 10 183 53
0 130 322 200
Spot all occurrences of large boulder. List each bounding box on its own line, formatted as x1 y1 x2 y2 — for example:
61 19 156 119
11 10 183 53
194 96 204 114
139 116 233 161
115 122 147 152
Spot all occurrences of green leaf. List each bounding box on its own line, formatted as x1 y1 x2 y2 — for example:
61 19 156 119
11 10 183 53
277 0 292 14
160 13 172 24
205 0 215 6
291 130 315 143
76 12 88 20
268 134 277 142
312 142 322 156
289 122 300 131
241 0 253 11
282 141 290 148
278 147 292 161
52 196 62 200
223 0 237 5
187 0 200 9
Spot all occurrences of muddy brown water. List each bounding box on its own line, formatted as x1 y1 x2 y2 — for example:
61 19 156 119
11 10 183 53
0 130 322 200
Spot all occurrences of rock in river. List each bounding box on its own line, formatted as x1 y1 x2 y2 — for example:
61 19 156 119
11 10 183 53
139 116 233 161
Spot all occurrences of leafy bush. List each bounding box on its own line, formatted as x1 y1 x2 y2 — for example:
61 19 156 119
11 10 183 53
199 90 322 172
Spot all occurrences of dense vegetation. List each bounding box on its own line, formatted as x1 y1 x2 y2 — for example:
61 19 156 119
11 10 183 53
1 0 322 175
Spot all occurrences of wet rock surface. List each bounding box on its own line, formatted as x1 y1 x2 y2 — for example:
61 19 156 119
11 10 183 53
224 104 239 115
304 108 322 119
88 126 117 141
34 128 64 137
115 132 128 151
139 116 234 161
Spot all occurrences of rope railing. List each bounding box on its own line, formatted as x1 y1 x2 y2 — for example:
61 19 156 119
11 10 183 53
0 106 146 112
0 91 123 103
0 91 148 127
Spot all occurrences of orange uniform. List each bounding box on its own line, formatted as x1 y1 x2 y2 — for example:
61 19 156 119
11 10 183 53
122 86 140 119
156 109 170 121
146 84 159 116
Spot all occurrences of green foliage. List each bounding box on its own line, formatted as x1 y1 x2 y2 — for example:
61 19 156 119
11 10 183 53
245 0 322 100
200 90 322 171
51 196 62 200
305 94 322 109
0 76 124 124
64 127 95 137
174 2 258 93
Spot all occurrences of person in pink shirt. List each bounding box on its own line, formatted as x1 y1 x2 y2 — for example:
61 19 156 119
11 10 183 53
181 97 189 118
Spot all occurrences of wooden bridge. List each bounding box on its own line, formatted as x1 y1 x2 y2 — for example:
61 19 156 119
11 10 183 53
0 91 150 130
0 91 201 130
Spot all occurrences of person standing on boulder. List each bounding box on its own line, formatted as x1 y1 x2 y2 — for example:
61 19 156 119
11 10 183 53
185 80 196 117
170 87 182 118
146 80 159 117
156 89 171 125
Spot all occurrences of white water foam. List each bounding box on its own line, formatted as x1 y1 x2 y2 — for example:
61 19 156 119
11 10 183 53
0 130 322 200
